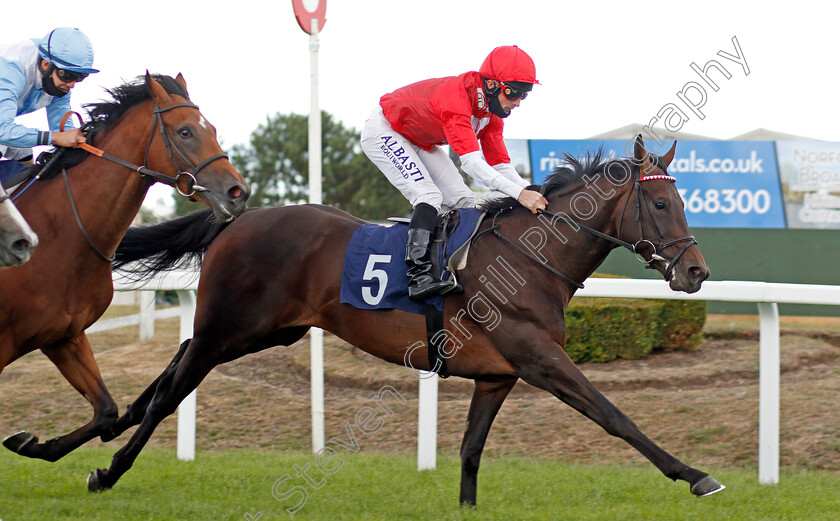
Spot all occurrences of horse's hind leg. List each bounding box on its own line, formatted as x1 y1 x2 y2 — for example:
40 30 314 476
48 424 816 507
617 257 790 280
3 333 118 462
99 339 192 442
459 377 517 507
88 336 222 491
102 326 310 442
518 351 724 497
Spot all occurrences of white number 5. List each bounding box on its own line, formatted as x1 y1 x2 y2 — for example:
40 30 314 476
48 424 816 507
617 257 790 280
362 254 392 305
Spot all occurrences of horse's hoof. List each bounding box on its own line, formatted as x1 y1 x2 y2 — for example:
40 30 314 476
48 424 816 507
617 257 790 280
690 475 725 497
87 469 111 492
3 431 37 455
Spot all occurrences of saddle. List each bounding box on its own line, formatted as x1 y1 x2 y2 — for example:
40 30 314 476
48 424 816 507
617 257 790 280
390 209 484 379
0 147 88 191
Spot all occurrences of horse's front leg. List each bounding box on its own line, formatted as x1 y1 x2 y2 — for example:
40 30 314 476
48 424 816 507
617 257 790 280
2 333 118 462
459 377 518 507
514 340 724 498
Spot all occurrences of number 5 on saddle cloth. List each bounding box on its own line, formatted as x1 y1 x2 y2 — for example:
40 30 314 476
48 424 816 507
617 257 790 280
339 208 485 377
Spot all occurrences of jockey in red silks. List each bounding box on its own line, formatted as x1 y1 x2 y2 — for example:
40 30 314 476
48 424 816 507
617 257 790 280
361 45 547 301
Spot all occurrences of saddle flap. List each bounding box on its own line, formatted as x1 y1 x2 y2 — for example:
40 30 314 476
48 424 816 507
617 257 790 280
445 210 486 272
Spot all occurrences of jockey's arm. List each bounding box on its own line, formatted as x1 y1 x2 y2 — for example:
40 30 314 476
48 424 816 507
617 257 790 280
460 151 547 213
46 96 86 148
493 162 530 188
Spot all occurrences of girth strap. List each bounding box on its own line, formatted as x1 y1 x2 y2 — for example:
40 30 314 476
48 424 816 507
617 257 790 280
425 302 450 378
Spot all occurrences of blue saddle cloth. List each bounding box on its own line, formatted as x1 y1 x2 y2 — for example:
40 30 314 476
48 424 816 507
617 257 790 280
0 160 27 188
340 208 485 315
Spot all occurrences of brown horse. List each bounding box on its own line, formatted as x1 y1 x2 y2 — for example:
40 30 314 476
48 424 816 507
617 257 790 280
0 182 37 266
0 73 249 462
88 136 723 504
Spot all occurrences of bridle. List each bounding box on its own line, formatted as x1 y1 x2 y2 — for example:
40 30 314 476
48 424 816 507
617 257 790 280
616 170 697 282
62 101 228 197
486 160 696 288
55 101 229 262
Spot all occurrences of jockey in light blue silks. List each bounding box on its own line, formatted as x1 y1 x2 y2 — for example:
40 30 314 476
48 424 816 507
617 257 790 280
0 27 98 182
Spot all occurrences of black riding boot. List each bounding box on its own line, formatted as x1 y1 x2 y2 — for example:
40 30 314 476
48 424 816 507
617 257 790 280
406 203 455 301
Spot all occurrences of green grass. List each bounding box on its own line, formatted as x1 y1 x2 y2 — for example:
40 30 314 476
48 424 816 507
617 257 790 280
1 448 839 521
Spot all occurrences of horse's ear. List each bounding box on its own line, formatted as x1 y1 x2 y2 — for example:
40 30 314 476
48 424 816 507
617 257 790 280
633 134 656 175
145 70 171 107
663 140 678 167
174 73 187 91
633 134 648 163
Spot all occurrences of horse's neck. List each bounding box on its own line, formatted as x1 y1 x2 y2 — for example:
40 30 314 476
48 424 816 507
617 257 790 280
506 180 631 299
40 106 155 256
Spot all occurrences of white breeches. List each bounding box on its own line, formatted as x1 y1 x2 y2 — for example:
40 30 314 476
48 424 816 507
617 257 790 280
360 109 474 211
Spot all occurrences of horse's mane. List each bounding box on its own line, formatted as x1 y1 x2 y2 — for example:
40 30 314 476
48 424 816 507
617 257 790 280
479 149 609 213
83 74 189 142
479 148 666 214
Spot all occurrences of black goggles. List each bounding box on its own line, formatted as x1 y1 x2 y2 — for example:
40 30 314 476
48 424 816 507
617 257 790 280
55 68 88 83
501 82 528 100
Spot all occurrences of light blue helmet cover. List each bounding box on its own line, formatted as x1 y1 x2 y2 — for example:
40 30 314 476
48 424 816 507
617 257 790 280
37 27 99 74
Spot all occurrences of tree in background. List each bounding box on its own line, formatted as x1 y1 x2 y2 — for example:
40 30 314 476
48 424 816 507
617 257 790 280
173 111 411 221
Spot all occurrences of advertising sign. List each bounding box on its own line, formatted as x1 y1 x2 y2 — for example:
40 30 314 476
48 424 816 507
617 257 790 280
776 141 840 229
527 139 786 229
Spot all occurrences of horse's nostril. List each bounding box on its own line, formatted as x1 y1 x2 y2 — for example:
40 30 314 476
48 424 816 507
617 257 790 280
12 238 31 254
689 266 709 281
228 186 243 200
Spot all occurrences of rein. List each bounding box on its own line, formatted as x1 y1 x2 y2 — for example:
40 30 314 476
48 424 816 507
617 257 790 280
54 102 228 263
488 166 696 288
62 168 114 263
61 103 228 198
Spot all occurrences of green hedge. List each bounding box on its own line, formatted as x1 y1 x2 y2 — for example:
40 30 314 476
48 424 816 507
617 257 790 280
563 296 706 363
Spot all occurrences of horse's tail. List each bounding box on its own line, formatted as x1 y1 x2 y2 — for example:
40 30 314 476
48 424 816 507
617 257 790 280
114 208 232 281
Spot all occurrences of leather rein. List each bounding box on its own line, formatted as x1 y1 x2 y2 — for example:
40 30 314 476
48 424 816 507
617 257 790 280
487 166 697 289
58 102 228 262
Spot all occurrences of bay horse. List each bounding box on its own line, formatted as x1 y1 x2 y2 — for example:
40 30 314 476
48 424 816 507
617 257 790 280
0 73 249 462
0 182 38 266
88 136 724 504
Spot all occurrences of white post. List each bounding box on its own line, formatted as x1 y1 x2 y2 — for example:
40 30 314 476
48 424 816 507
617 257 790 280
308 18 325 454
417 372 438 470
308 19 322 206
176 290 197 461
757 302 780 484
139 290 155 341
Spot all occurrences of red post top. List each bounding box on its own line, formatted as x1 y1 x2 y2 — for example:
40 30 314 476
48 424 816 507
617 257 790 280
292 0 327 34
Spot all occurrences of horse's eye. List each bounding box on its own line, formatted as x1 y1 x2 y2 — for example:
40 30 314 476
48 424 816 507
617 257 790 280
178 128 192 138
655 201 667 210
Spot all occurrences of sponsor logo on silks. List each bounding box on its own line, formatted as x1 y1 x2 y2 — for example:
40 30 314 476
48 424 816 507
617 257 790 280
476 87 486 111
380 136 425 182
